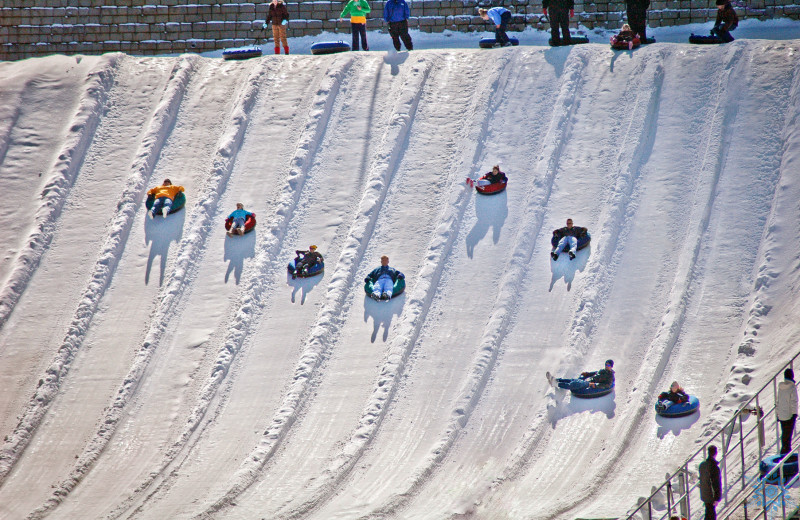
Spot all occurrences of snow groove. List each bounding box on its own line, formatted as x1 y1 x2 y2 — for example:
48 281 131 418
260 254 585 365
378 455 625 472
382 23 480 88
105 55 358 519
0 54 119 330
361 49 595 518
198 56 434 518
19 57 262 519
281 52 520 519
0 97 21 169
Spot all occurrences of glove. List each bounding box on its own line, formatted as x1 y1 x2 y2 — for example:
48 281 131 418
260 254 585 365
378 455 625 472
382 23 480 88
282 19 288 25
364 277 370 283
397 273 405 280
262 22 268 29
570 9 574 17
542 8 547 15
581 372 589 377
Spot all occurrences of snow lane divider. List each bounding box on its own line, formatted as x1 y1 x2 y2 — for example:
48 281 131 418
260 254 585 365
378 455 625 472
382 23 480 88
5 56 197 515
0 55 119 331
199 56 434 517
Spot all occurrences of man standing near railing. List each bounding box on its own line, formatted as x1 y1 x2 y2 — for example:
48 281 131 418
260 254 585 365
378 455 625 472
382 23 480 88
699 445 722 520
777 368 798 454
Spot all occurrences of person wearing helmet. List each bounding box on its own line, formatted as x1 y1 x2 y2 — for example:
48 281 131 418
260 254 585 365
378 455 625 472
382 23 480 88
548 360 615 391
292 245 324 279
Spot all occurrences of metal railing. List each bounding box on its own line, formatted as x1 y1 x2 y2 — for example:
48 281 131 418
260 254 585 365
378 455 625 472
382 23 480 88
625 351 800 520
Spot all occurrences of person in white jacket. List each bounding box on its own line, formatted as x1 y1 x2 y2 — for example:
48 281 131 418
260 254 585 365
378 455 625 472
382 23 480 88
777 368 798 454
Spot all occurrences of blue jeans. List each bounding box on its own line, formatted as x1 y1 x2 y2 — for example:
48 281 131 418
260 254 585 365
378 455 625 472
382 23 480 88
230 216 246 230
553 236 577 255
372 274 394 297
151 196 172 216
557 378 589 391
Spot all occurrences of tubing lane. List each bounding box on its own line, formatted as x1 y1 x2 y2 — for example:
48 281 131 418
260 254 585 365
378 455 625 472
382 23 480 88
21 57 261 519
198 56 435 518
0 55 118 330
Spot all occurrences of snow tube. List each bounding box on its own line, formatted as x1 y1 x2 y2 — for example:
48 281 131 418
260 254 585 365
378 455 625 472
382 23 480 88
364 277 406 299
478 37 519 49
222 46 263 60
610 35 641 50
310 41 350 55
655 395 700 418
760 454 799 485
689 34 730 44
225 213 257 234
641 37 656 44
145 191 186 216
476 180 508 195
571 382 614 399
287 257 324 278
550 231 591 252
549 36 589 47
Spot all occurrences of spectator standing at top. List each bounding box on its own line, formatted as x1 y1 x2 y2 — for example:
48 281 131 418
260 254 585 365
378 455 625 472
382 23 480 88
266 0 290 54
699 445 722 520
542 0 574 45
710 0 738 42
777 368 798 454
383 0 413 52
625 0 649 41
478 7 513 47
340 0 371 51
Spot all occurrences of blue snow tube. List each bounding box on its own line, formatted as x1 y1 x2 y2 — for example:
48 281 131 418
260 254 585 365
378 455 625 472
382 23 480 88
287 257 324 278
478 37 520 49
550 231 591 251
571 381 614 399
364 277 406 299
760 454 799 485
655 395 700 418
311 41 350 55
145 191 186 215
222 46 263 60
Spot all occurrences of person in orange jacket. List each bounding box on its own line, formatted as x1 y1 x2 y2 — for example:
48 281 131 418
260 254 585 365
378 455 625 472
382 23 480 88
147 178 184 219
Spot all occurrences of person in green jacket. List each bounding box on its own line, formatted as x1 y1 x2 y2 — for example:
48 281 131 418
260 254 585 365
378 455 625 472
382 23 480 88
340 0 371 51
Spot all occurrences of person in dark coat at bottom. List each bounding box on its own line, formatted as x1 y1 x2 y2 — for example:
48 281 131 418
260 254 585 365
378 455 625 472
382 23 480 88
626 0 650 41
699 445 722 520
542 0 574 45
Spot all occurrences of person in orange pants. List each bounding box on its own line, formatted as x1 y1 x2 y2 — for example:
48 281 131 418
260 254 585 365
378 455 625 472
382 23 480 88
266 0 290 54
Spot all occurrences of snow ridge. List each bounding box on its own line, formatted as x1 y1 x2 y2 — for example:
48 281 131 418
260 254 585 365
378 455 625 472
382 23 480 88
199 57 434 517
0 55 118 330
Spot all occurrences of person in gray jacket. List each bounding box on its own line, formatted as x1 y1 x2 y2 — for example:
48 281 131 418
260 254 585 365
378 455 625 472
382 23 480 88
699 445 721 520
777 368 798 454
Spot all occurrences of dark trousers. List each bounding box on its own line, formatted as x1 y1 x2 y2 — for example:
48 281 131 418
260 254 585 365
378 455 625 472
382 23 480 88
780 416 797 454
704 501 716 520
388 20 413 51
549 7 571 44
627 7 648 39
351 22 368 50
494 11 512 45
710 26 734 42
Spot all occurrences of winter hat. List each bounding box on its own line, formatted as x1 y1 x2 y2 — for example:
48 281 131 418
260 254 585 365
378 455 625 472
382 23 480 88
715 0 727 5
785 368 795 381
309 245 317 251
605 359 614 368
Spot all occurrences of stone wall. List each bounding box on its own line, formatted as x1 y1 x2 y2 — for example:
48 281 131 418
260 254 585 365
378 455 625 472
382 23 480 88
1 0 797 60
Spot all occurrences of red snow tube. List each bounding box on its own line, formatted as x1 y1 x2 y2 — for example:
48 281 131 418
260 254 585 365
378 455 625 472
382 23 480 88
476 180 508 195
610 35 641 50
225 214 257 234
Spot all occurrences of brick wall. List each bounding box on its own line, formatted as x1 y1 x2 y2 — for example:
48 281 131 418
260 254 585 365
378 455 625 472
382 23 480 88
1 0 797 60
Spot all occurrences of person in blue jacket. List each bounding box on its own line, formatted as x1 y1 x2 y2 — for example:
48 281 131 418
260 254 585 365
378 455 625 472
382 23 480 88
479 7 512 46
383 0 413 52
227 202 253 236
365 255 405 300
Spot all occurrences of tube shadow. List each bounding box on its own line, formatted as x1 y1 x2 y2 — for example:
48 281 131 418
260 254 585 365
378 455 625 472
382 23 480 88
363 294 405 343
287 270 324 305
656 410 701 439
466 190 508 258
547 388 616 427
383 51 408 76
144 209 185 286
223 230 256 284
549 244 591 292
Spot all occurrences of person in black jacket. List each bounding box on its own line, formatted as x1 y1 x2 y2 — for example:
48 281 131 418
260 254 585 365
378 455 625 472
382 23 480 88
552 360 615 391
551 218 588 261
658 381 689 404
710 0 738 43
292 245 323 278
542 0 574 45
626 0 650 41
699 445 722 520
475 165 508 187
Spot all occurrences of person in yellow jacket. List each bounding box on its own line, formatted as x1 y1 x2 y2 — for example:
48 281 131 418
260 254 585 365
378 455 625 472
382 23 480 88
340 0 371 51
147 178 184 218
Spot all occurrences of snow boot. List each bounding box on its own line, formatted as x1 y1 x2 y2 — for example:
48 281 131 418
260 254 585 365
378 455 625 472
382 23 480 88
551 251 558 261
568 251 576 260
274 46 280 55
284 46 290 55
381 292 390 300
162 207 169 217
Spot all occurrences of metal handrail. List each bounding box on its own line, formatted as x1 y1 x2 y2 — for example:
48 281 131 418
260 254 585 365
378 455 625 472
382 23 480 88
625 350 800 520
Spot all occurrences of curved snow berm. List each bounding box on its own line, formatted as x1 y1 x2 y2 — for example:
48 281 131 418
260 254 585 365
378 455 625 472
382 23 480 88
655 395 700 417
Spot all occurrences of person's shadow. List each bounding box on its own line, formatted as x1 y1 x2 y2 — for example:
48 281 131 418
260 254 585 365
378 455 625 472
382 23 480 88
549 244 591 292
466 191 508 258
547 386 616 427
144 210 185 286
544 46 569 78
363 294 405 343
223 230 256 284
383 51 408 76
287 268 324 305
656 410 701 438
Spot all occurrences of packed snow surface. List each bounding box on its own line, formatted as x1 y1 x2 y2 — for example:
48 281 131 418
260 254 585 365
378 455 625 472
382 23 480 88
1 27 800 520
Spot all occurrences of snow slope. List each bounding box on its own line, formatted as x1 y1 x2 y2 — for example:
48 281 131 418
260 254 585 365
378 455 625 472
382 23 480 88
0 36 799 520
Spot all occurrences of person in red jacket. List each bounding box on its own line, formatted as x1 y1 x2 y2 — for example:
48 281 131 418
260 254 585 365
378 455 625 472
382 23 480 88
265 0 290 55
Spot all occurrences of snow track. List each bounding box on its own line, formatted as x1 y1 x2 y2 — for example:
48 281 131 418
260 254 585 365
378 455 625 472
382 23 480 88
0 42 799 520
